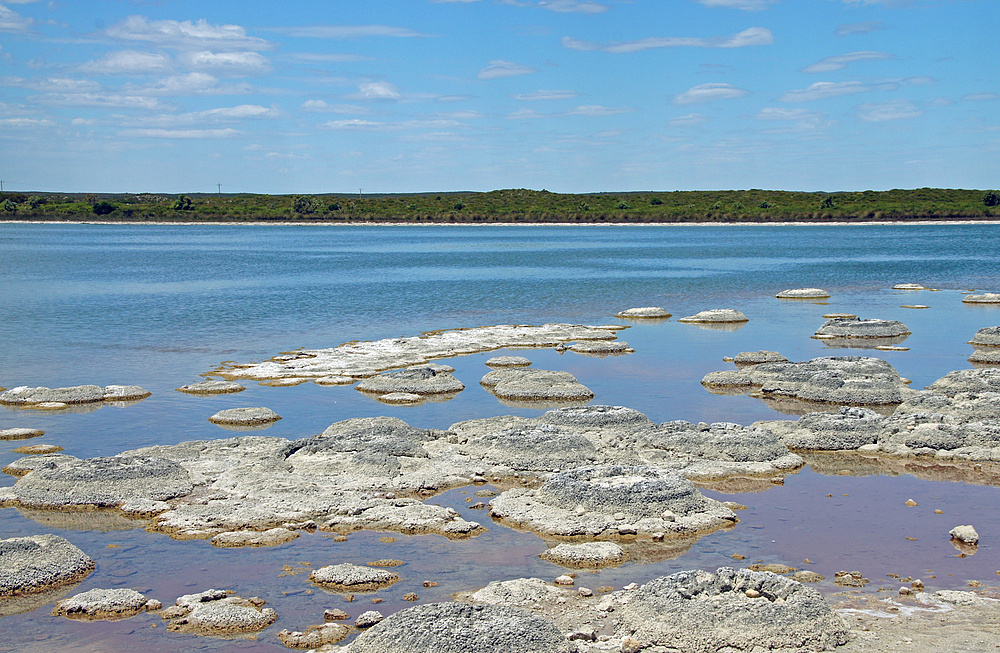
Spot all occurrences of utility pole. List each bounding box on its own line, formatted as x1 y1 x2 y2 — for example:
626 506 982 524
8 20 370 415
1 180 4 196
358 188 362 199
217 183 222 195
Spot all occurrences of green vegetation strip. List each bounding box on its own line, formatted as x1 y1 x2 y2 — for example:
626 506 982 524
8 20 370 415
3 188 999 223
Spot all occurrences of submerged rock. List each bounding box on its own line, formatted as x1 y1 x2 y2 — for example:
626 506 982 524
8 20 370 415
53 588 151 621
615 307 671 319
539 541 626 568
161 589 277 636
333 602 570 653
356 365 465 396
485 356 532 368
734 350 788 366
775 288 830 299
0 534 95 598
0 428 44 441
814 317 910 339
677 309 749 324
210 527 299 548
614 568 848 653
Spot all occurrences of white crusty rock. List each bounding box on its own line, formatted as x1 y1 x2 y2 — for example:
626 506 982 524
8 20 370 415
176 380 245 395
332 602 570 653
489 465 736 538
893 283 928 290
775 288 830 299
208 407 281 426
969 349 1000 364
677 309 748 324
970 326 1000 347
377 392 424 404
309 563 400 592
949 525 979 545
614 568 848 653
926 368 1000 396
963 293 1000 304
615 307 671 319
734 351 788 366
0 428 44 441
53 588 151 621
539 541 626 568
485 355 532 368
278 623 349 648
161 589 277 636
0 534 95 597
211 323 626 382
567 340 634 355
11 456 193 509
814 317 910 339
356 365 465 396
210 527 300 548
102 385 152 401
480 368 594 402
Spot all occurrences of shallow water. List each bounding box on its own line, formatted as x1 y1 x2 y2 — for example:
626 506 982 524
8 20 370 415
2 223 1000 649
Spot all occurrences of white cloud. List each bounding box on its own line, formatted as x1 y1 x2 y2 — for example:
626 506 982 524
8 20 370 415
79 50 173 75
477 60 538 80
119 128 243 138
779 77 931 102
0 4 33 32
435 94 477 102
800 51 893 74
696 0 776 10
348 81 402 100
281 52 370 63
0 117 54 128
668 113 708 127
106 16 272 51
755 107 830 131
962 92 1000 102
301 100 371 113
32 92 166 110
858 99 922 122
506 104 633 118
130 72 252 96
836 21 885 36
513 89 579 101
178 51 271 76
674 83 750 105
561 27 773 53
500 0 610 12
271 25 434 38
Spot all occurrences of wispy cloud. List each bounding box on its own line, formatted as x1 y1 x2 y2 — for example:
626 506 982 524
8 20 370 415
800 51 894 74
858 99 922 122
696 0 776 10
477 60 538 80
513 89 579 101
779 77 932 102
674 83 750 105
177 51 271 76
668 113 708 127
562 27 773 53
269 25 435 38
754 107 831 131
127 72 253 96
962 92 1000 102
79 50 173 75
836 21 886 36
0 4 34 32
106 16 272 51
300 100 371 113
347 81 403 100
0 117 54 128
119 127 243 139
506 104 633 118
499 0 610 13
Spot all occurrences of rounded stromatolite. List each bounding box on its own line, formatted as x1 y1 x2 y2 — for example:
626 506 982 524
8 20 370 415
0 534 95 598
53 588 151 621
775 288 830 299
814 317 910 339
176 380 246 395
614 307 671 319
677 309 749 324
208 407 281 426
480 368 594 402
309 563 400 592
356 365 465 396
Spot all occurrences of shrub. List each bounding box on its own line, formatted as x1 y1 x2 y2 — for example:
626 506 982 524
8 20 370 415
292 195 320 214
985 192 1000 207
173 196 193 211
650 197 663 205
92 201 116 215
617 201 629 210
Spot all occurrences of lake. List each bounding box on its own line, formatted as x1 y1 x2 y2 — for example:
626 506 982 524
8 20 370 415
2 222 999 650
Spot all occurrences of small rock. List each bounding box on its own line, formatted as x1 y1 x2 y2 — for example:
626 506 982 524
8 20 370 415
355 610 384 628
904 499 918 507
745 589 761 598
207 407 281 426
554 575 575 586
0 428 45 441
578 587 594 597
403 593 419 602
949 525 979 545
621 635 644 653
614 307 671 319
324 608 350 621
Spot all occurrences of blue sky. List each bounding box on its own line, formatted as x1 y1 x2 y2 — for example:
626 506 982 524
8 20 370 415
0 0 996 194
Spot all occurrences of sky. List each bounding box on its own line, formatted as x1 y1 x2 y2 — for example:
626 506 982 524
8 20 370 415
0 0 996 194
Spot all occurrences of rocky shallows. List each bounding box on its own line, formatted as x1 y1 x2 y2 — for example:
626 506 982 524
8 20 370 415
53 588 156 621
775 288 831 299
480 368 595 404
813 317 910 348
210 323 627 383
0 385 150 409
160 588 277 636
677 309 749 324
355 364 465 397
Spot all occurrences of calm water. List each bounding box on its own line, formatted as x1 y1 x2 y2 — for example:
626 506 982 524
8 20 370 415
2 223 1000 651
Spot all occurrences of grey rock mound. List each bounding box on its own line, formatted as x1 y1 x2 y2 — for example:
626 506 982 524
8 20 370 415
208 407 281 426
893 283 927 290
456 423 599 472
336 602 570 653
762 407 885 451
615 306 671 319
13 456 193 509
177 380 245 395
485 356 532 367
539 541 626 568
489 465 736 538
356 365 465 396
481 368 594 402
0 428 44 441
969 349 1000 364
567 340 634 355
377 392 423 404
963 293 1000 304
0 534 95 597
615 567 848 653
278 623 349 648
102 385 152 401
971 327 1000 347
734 350 788 366
0 385 105 406
775 288 830 299
210 527 299 548
309 563 400 592
814 317 910 339
678 309 748 323
3 453 78 477
161 589 277 636
927 368 1000 396
539 405 653 429
53 588 151 620
288 416 432 459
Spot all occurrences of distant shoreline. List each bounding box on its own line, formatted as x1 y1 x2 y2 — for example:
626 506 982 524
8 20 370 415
4 218 1000 227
